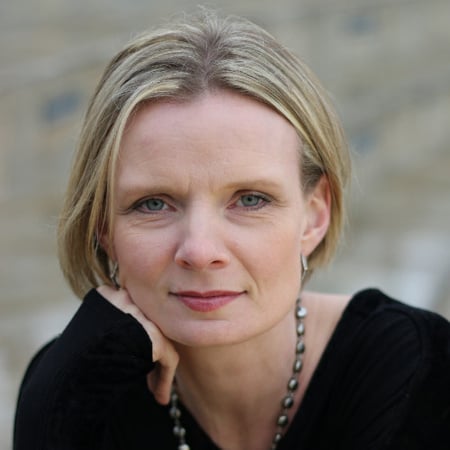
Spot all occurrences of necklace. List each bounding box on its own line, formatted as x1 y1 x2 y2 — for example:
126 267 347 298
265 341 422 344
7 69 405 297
168 298 307 450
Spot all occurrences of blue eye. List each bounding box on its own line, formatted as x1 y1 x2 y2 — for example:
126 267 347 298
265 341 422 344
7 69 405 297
240 194 261 207
236 193 269 209
140 198 167 211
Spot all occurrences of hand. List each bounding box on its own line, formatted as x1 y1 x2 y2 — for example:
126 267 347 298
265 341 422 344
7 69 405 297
97 285 179 405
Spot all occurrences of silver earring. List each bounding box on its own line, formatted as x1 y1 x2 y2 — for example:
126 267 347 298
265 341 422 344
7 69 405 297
301 254 309 282
110 262 120 289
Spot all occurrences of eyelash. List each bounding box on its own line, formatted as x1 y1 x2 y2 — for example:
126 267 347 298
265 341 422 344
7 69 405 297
131 192 271 214
133 197 170 213
232 192 271 210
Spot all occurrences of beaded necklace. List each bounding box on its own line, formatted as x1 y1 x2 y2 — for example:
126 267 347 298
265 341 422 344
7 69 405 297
168 298 307 450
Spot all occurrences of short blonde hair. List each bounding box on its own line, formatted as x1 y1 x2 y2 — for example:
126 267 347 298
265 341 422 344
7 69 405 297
58 9 351 298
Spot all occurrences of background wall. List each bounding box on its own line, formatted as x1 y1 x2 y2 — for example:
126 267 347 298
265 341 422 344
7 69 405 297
1 0 450 447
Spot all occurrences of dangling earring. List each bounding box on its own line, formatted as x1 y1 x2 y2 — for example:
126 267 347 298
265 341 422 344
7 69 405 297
110 262 120 289
301 254 309 282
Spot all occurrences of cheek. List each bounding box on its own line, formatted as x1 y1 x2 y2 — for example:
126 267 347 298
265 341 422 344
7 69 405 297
114 228 173 280
243 224 303 282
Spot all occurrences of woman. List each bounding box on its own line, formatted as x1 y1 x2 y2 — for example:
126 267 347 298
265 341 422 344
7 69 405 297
14 10 450 450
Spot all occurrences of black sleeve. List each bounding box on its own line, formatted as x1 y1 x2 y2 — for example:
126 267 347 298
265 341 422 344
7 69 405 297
335 299 450 450
13 289 155 450
337 300 450 450
297 291 450 450
385 309 450 450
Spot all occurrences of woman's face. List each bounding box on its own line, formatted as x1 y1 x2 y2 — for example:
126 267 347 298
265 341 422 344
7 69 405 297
104 90 329 347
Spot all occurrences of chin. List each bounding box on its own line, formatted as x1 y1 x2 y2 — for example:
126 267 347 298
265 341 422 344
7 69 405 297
166 319 254 349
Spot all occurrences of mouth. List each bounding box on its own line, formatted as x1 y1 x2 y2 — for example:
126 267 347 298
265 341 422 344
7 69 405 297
171 290 244 312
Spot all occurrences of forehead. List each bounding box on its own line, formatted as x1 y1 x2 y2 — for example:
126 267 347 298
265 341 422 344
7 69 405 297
116 90 302 186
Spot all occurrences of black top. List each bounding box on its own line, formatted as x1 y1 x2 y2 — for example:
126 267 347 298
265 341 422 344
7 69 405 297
14 288 450 449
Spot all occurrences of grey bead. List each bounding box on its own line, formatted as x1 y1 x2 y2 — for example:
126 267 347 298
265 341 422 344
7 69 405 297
273 432 283 447
296 306 307 319
277 414 289 427
170 407 181 419
282 395 294 409
287 377 299 391
173 425 186 437
296 340 305 354
293 358 303 372
296 322 305 336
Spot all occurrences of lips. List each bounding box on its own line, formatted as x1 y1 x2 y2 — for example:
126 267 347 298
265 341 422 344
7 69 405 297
172 290 243 312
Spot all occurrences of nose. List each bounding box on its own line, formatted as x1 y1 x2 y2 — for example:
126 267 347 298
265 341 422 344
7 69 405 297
174 210 230 271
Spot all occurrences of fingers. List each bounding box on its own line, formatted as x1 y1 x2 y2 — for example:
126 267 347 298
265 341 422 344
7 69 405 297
146 347 179 405
144 319 180 405
96 285 180 405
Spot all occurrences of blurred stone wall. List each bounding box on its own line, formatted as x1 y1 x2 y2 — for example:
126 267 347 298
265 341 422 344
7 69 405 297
1 0 450 448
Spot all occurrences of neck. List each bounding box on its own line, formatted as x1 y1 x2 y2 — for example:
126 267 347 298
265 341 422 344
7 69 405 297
173 305 300 450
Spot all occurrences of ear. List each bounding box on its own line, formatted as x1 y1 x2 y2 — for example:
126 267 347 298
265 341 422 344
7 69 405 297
301 175 331 256
97 227 116 262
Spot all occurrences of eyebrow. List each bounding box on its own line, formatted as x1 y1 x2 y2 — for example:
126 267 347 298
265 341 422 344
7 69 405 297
116 174 288 203
223 178 285 192
116 182 180 201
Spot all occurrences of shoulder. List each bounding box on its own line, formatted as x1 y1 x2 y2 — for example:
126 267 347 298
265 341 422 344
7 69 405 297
304 287 450 375
334 289 450 393
344 288 450 357
337 289 450 447
298 289 450 448
304 288 447 396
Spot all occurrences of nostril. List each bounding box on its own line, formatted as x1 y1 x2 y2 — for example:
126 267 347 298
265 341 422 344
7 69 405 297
174 242 229 271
